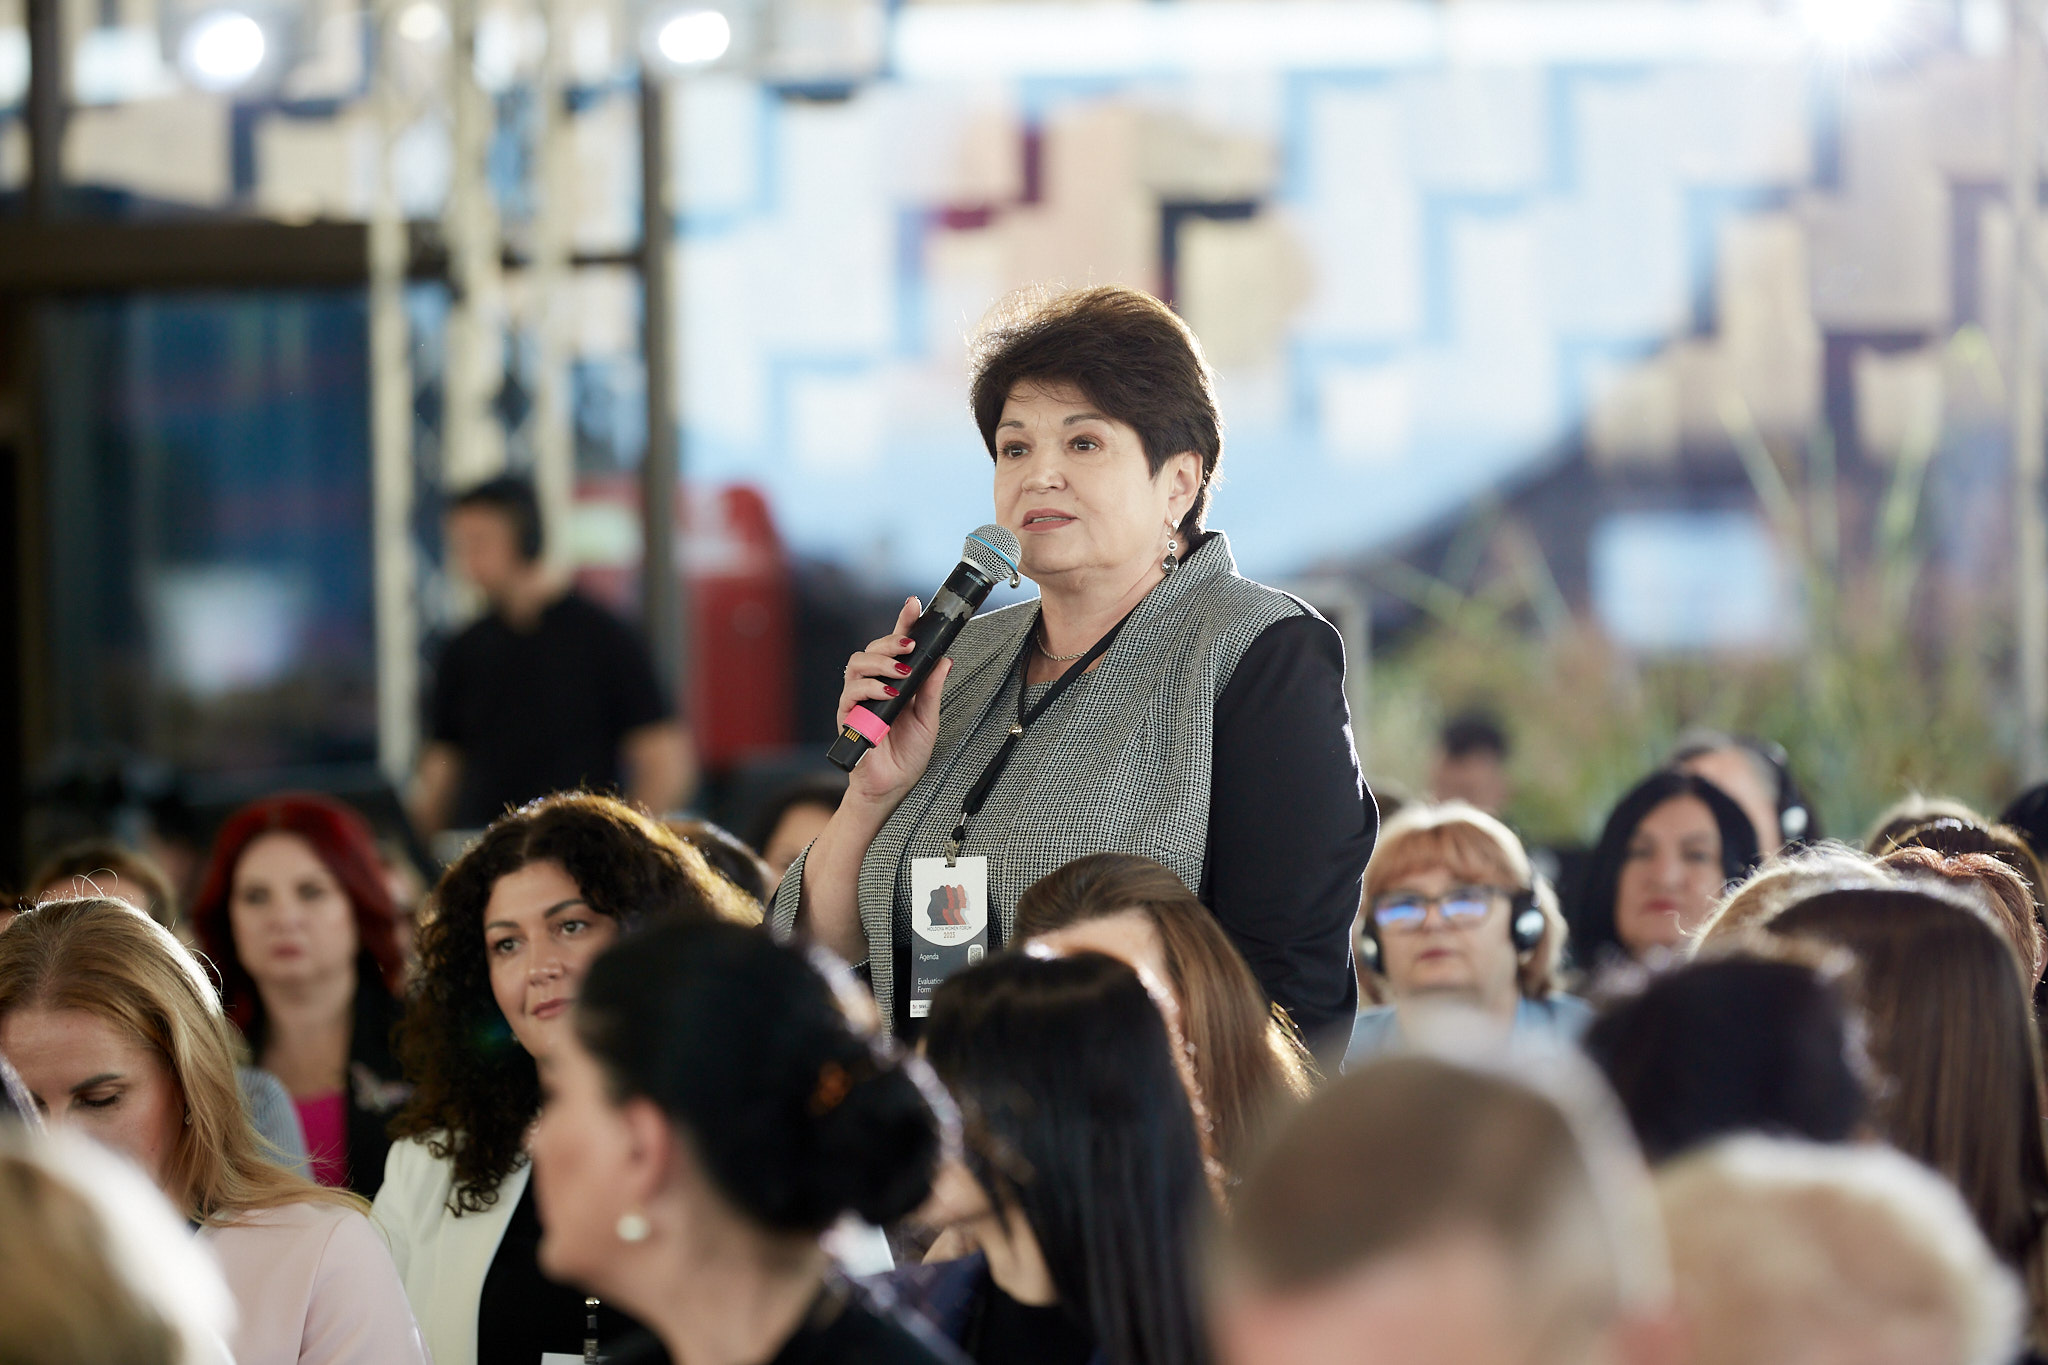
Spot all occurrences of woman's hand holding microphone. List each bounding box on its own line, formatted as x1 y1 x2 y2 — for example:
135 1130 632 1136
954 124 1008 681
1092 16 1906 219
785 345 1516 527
836 596 953 810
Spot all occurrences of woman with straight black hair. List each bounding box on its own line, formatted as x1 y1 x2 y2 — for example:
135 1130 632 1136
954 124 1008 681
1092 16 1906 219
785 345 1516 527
1573 770 1761 966
903 950 1215 1365
528 920 959 1365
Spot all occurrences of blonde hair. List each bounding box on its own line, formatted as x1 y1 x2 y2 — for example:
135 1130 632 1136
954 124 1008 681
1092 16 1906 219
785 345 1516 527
1364 802 1569 999
1222 1049 1669 1342
0 1127 234 1365
1658 1136 2023 1365
0 898 360 1224
1691 843 1894 951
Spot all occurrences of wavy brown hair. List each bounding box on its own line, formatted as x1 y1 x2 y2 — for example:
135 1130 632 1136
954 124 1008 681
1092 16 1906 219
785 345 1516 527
0 898 355 1224
391 793 761 1213
1881 845 2045 986
1016 853 1313 1181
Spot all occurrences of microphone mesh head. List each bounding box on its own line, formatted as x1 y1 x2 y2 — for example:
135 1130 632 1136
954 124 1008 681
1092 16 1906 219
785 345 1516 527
962 524 1022 583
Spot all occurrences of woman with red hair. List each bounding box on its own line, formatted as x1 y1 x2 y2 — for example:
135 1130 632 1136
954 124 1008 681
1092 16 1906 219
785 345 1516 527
191 794 409 1196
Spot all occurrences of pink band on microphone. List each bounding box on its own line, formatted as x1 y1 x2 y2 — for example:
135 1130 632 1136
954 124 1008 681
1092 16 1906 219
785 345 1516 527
843 705 891 745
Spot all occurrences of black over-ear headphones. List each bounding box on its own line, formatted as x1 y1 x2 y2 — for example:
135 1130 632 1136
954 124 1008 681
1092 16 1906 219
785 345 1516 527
1358 882 1549 974
1740 737 1813 844
1509 887 1547 954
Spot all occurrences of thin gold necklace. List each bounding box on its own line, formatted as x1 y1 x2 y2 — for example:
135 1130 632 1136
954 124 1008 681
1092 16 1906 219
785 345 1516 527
1036 627 1088 662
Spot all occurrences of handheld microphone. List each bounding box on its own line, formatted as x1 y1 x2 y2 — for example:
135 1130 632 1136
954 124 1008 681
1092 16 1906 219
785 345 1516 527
827 524 1022 772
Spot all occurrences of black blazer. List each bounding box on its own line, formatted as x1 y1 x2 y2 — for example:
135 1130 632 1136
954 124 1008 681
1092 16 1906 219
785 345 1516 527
341 969 410 1198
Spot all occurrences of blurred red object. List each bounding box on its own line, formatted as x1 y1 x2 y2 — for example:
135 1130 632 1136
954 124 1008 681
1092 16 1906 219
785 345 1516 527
572 479 793 773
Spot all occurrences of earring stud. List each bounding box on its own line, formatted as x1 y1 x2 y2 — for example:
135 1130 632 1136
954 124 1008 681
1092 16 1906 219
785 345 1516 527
616 1212 650 1243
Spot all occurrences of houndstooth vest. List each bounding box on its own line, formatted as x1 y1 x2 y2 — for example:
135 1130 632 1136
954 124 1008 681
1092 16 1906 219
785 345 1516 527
769 531 1314 1028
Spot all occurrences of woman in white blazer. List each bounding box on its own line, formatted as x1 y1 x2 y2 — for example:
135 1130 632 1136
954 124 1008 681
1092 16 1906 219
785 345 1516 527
373 794 764 1365
0 898 426 1365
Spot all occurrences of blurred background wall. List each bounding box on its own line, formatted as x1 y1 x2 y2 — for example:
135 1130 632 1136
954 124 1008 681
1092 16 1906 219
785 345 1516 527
0 0 2036 879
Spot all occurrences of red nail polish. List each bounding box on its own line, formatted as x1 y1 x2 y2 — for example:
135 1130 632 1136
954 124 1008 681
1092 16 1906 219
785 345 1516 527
884 685 900 697
900 638 914 648
894 662 913 675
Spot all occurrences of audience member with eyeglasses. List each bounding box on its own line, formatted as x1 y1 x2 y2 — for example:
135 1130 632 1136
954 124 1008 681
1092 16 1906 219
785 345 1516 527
1344 803 1589 1066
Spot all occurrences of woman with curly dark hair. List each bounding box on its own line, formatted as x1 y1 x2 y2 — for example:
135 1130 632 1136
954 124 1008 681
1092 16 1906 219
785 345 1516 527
370 793 759 1365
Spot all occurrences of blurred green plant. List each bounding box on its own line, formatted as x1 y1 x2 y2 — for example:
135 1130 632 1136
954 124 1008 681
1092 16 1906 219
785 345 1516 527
1364 333 2018 847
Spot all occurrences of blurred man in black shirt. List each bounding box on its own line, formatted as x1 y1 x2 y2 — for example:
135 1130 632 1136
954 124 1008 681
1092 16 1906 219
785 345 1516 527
409 476 695 836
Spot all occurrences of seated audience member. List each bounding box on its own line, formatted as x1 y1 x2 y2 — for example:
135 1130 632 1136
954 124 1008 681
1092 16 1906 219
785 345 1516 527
1346 803 1586 1065
0 898 428 1365
745 773 848 891
529 920 958 1365
1668 731 1817 857
1574 770 1760 965
1209 1052 1674 1365
29 838 309 1173
1582 944 1872 1162
1016 852 1314 1179
906 951 1216 1365
1690 843 1892 949
29 838 181 933
1882 819 2048 980
1657 1137 2021 1365
665 816 776 905
0 1128 236 1365
1883 815 2048 906
1882 845 2045 985
189 793 410 1194
376 793 761 1365
1761 884 2048 1353
1428 711 1511 816
1863 795 1988 856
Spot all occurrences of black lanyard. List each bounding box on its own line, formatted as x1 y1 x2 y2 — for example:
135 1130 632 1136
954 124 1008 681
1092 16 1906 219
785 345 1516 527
944 610 1128 865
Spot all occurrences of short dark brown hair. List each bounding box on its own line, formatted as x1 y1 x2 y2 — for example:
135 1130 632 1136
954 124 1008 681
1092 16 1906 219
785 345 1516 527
969 286 1221 541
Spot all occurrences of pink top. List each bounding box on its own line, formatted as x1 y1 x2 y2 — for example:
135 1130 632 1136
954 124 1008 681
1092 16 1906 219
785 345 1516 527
295 1091 349 1188
201 1201 428 1365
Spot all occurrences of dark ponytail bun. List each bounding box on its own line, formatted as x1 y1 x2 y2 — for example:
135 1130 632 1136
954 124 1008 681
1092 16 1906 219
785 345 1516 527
808 1052 946 1226
577 920 944 1233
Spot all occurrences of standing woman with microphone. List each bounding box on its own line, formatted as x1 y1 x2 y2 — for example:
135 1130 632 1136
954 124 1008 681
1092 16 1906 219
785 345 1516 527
776 285 1377 1052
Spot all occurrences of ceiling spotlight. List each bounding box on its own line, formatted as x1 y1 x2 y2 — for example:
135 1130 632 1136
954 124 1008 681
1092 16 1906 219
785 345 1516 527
655 9 730 67
1796 0 1912 56
179 8 266 89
